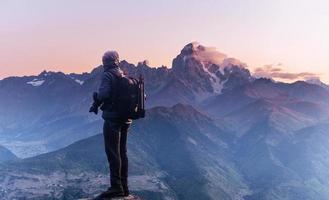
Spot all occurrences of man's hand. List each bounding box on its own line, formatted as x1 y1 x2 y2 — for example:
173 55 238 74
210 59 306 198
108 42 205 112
89 92 101 115
89 104 99 115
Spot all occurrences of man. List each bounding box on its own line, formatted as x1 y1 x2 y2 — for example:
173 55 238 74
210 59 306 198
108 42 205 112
89 51 132 199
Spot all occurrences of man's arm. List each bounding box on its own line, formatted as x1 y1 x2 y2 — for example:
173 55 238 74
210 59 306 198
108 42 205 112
89 73 112 114
97 73 112 102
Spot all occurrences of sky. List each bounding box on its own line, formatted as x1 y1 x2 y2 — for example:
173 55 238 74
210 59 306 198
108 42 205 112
0 0 329 83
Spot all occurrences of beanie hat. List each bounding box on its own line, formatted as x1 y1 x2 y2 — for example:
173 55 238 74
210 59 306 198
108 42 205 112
102 51 119 66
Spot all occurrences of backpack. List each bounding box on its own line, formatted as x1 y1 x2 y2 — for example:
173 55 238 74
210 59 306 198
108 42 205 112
111 73 145 120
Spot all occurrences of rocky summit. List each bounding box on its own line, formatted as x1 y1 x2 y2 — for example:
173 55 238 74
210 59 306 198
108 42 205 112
77 194 142 200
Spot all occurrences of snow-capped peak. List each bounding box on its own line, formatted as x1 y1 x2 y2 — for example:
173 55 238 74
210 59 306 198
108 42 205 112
179 42 248 74
27 79 45 87
173 42 251 96
305 77 329 90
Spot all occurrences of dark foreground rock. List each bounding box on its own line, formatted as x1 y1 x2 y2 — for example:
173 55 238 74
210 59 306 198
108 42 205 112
78 194 142 200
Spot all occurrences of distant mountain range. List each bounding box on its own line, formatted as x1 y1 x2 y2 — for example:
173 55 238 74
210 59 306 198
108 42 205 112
1 42 329 199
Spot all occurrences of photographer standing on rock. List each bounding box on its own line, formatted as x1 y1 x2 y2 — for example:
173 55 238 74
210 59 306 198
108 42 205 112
89 51 145 199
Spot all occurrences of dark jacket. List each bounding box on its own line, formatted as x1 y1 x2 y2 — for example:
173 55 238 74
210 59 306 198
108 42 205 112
97 65 126 121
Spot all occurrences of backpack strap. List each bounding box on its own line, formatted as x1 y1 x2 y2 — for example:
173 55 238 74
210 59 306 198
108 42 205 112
106 71 120 109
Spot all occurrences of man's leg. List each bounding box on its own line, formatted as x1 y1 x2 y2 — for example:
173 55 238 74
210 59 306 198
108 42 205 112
103 120 124 193
120 122 130 195
95 120 124 199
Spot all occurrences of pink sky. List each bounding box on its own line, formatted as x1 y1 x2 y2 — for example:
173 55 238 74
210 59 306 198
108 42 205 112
1 0 328 83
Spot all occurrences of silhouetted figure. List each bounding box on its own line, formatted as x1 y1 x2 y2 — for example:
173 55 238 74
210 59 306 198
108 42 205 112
90 51 132 199
90 51 145 199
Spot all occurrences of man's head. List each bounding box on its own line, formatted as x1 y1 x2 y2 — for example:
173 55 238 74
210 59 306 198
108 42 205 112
102 51 120 68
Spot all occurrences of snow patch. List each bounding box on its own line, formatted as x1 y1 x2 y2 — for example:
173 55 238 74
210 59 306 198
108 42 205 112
187 137 197 145
182 54 225 96
200 62 224 94
27 79 45 87
75 79 84 85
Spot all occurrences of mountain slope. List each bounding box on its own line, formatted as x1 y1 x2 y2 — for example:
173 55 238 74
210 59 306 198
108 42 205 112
0 104 249 200
0 145 17 163
235 121 329 200
202 78 329 119
2 103 329 200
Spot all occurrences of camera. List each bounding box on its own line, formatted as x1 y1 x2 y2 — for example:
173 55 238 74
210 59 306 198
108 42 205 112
89 92 102 115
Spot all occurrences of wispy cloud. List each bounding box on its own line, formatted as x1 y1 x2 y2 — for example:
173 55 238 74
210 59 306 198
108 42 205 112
188 42 227 65
253 63 319 81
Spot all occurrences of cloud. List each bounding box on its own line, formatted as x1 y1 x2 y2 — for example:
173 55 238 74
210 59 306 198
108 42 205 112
187 42 227 65
253 64 319 81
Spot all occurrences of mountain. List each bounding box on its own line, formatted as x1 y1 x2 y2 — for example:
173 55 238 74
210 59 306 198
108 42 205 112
0 70 83 134
1 42 329 199
1 42 328 158
0 104 249 200
306 77 329 91
202 78 329 119
0 42 255 157
149 42 253 106
0 69 107 157
232 120 329 200
2 104 329 199
91 42 253 107
0 145 17 163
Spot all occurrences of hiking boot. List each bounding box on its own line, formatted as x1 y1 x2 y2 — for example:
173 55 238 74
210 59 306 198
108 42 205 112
123 187 130 197
93 187 124 200
121 179 129 197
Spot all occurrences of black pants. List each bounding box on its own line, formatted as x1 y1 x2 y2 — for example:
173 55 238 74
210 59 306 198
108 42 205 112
103 120 130 189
